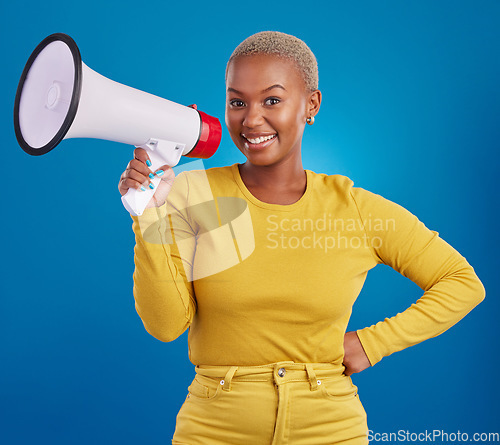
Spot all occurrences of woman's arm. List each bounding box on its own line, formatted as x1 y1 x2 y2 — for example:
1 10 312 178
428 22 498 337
350 187 485 368
130 171 197 342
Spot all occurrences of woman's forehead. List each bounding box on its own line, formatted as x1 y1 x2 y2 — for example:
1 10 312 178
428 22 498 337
226 54 305 93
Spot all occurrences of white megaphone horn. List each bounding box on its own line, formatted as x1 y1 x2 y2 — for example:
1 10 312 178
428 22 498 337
14 33 222 216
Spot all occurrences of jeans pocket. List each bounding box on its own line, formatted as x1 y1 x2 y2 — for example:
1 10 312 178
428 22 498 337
319 376 358 402
187 375 223 403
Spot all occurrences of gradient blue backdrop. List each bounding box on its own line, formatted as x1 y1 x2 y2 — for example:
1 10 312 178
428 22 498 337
1 1 498 444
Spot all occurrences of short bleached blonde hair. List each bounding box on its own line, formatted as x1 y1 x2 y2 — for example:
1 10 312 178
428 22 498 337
226 31 319 93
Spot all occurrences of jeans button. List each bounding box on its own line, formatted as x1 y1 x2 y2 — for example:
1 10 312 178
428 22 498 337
278 367 286 377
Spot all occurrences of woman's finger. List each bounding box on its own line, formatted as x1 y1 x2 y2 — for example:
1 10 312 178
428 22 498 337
133 147 152 167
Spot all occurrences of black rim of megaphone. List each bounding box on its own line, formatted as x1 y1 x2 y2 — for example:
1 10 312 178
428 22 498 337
14 33 83 156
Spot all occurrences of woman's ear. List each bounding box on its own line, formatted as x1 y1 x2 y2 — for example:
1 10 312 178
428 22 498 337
307 90 322 118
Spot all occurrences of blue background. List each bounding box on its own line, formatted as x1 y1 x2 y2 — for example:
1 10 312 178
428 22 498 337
1 0 498 443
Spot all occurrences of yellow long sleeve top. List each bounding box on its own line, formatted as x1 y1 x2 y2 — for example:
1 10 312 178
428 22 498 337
130 163 485 368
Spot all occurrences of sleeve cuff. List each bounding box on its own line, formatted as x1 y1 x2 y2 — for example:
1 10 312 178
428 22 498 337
130 201 168 223
356 327 384 367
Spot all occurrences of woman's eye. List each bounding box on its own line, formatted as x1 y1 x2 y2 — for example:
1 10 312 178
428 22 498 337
229 99 245 107
264 97 281 106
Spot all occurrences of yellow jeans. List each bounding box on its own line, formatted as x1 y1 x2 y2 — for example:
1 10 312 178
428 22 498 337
172 360 369 445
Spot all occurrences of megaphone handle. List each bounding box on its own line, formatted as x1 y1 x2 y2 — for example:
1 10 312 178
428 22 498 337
121 139 184 216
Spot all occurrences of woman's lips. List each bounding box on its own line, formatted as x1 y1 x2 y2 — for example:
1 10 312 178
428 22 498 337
242 133 277 150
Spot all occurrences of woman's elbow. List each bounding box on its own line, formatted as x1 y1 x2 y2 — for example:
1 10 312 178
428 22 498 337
143 321 190 343
466 267 486 308
473 276 486 305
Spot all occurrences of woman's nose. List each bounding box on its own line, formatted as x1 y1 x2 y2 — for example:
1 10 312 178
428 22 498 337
242 104 265 128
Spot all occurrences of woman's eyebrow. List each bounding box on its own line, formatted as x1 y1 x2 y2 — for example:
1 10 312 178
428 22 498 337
227 84 286 95
262 84 286 93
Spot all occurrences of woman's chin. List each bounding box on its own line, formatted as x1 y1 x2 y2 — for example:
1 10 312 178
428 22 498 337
242 151 276 166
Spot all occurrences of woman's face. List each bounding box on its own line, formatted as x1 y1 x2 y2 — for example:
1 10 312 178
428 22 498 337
225 54 320 168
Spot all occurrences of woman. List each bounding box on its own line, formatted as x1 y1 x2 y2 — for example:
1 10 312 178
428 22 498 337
118 31 485 445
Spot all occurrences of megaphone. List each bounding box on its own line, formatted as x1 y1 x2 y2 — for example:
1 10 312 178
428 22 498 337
14 33 222 216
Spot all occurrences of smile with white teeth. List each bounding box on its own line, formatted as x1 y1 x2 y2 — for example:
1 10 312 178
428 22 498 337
243 134 277 144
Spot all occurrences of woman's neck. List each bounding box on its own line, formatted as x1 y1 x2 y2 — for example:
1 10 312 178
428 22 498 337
238 157 307 205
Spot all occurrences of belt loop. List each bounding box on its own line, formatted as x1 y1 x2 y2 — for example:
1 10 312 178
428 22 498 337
305 363 319 391
222 366 238 392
